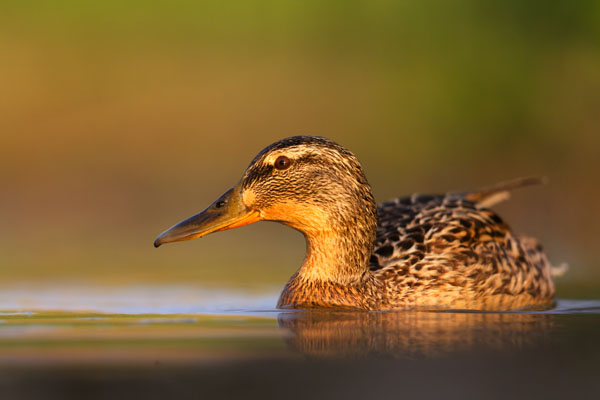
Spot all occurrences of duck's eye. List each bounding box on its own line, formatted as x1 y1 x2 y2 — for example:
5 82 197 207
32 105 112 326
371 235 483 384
274 155 291 170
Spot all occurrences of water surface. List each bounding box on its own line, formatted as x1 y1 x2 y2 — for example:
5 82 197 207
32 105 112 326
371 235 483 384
1 285 599 399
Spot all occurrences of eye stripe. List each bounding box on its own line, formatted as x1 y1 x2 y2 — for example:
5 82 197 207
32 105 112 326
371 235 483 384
243 164 273 188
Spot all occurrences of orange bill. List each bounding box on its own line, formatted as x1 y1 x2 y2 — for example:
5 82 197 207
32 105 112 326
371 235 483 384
154 185 261 247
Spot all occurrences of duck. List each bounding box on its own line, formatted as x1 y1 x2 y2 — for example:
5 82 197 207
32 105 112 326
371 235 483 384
154 136 560 311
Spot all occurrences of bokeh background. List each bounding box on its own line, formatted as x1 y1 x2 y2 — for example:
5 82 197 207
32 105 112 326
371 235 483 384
1 1 599 297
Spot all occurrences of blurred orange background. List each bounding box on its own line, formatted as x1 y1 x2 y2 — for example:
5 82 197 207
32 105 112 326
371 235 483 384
1 1 598 296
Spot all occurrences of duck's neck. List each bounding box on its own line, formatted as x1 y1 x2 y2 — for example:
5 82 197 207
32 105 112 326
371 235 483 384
294 195 378 286
278 216 379 309
298 227 372 285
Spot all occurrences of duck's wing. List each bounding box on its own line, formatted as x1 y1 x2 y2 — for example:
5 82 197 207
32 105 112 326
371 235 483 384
371 176 548 266
370 180 555 309
371 192 460 270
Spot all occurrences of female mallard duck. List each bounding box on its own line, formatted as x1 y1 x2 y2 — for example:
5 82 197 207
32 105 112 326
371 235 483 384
154 136 559 311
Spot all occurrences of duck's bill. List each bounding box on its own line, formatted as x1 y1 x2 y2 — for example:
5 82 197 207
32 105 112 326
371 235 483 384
154 186 260 248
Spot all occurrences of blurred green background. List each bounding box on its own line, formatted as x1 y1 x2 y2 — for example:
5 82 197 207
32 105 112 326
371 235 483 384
1 1 598 296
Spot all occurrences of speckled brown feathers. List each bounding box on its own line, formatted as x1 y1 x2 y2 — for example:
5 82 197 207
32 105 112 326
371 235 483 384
277 192 556 311
367 193 555 310
259 137 557 311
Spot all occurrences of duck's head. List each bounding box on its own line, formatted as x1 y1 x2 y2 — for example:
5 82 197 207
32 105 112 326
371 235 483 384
154 136 377 283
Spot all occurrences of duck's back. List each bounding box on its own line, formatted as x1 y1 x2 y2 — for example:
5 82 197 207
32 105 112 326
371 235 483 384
369 191 556 310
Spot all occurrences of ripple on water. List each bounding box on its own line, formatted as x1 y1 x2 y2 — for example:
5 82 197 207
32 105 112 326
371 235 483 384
0 285 280 315
0 284 599 315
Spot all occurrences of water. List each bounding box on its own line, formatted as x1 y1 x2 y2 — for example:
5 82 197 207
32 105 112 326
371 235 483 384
1 285 599 399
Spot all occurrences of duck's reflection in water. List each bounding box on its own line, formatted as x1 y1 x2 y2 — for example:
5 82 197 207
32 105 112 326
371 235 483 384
277 311 554 358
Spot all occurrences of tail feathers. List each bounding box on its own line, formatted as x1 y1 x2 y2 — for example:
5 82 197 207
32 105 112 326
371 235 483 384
462 176 548 208
550 263 569 277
